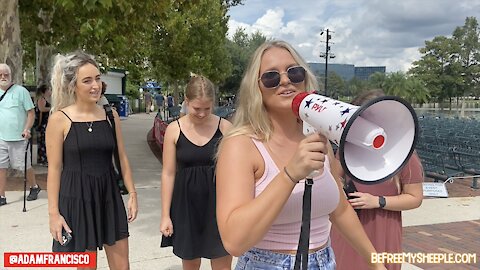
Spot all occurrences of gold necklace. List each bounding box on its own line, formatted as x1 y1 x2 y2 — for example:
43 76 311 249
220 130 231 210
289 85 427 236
86 121 93 132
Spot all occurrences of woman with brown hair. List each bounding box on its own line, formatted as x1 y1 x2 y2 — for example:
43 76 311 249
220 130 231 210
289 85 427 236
35 84 51 166
330 89 424 270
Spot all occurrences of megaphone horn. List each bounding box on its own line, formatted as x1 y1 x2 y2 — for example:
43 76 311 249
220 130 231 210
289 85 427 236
292 91 419 184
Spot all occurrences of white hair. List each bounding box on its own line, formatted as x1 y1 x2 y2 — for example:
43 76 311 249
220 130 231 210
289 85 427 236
0 63 12 74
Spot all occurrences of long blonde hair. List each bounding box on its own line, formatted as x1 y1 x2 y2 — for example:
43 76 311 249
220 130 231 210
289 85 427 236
50 51 98 112
224 40 318 142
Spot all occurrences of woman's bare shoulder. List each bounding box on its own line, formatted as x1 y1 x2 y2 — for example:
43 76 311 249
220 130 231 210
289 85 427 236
49 110 69 123
220 134 258 154
219 117 233 133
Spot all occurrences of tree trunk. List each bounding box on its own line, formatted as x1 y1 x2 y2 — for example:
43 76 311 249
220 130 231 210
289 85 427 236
36 8 55 87
173 81 180 106
36 42 54 87
0 0 23 84
214 85 219 107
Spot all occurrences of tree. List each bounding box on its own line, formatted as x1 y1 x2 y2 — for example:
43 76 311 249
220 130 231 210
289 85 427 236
151 0 240 102
404 76 430 105
1 0 22 84
452 17 480 97
409 36 458 106
409 16 480 106
222 29 268 95
19 0 170 86
367 72 387 89
327 71 345 99
363 71 429 105
383 72 408 96
346 77 368 99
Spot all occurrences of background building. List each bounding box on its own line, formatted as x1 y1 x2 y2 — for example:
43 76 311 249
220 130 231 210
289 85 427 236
308 62 386 81
354 66 386 80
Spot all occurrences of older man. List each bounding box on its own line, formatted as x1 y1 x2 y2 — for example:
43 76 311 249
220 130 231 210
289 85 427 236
0 63 41 206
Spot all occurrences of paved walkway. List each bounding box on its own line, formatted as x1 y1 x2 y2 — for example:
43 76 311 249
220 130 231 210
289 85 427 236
1 113 479 269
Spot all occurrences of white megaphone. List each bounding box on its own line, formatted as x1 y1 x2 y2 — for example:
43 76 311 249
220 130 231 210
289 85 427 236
292 92 419 184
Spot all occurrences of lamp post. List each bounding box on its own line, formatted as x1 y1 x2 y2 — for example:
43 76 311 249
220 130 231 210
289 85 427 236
320 29 335 96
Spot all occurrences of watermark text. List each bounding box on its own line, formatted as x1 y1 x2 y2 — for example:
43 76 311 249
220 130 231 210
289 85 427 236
371 252 477 264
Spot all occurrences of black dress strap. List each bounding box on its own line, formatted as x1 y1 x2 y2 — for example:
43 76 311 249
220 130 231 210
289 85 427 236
176 119 181 130
217 117 222 129
59 110 73 122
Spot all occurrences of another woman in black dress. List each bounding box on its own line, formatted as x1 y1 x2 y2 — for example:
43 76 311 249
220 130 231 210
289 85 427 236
46 51 138 269
36 84 51 166
160 75 232 270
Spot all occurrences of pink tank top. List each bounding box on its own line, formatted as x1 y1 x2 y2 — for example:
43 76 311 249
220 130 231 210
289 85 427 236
251 139 340 250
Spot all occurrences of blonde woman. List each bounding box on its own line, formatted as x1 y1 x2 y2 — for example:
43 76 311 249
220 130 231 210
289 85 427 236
215 40 386 269
160 75 232 270
47 51 138 269
330 89 424 270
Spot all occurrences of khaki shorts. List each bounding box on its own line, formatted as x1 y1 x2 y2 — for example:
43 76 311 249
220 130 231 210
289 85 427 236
0 139 32 170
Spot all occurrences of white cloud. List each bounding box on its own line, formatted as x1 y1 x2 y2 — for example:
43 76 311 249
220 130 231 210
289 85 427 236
227 0 474 72
253 8 285 36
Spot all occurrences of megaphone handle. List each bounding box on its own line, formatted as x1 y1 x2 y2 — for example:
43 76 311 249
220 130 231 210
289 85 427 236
306 170 320 179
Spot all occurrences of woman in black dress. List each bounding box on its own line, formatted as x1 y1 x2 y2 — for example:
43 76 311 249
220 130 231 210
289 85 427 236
46 51 138 269
160 75 232 270
35 84 51 166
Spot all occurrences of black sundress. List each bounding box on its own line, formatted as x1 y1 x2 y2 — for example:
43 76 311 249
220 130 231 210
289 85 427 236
36 98 50 165
52 111 129 252
160 118 228 260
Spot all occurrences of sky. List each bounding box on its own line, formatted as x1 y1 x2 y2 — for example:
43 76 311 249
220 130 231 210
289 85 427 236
227 0 478 72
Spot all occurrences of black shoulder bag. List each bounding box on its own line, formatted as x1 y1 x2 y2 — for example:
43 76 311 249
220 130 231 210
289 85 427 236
104 105 129 195
0 84 14 103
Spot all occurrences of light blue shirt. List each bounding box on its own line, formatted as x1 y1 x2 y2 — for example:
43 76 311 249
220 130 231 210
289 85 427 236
0 84 35 141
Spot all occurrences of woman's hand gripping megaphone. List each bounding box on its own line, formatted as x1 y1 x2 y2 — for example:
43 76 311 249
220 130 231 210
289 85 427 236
284 132 328 182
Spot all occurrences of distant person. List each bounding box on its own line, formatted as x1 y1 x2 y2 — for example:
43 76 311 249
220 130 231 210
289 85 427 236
144 91 152 114
330 89 424 270
0 63 41 206
166 93 174 118
167 93 174 108
97 81 110 106
160 75 232 270
179 100 188 117
155 92 165 117
35 84 52 166
47 51 138 269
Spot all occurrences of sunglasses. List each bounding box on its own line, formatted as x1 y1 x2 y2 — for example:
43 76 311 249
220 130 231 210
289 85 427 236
259 66 306 89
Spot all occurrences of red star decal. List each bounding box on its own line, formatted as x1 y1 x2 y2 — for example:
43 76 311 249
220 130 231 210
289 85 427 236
340 118 348 129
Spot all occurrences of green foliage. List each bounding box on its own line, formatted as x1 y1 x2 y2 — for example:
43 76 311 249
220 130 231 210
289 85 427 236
409 16 479 105
17 0 244 92
452 16 480 97
19 0 170 80
151 0 232 86
346 77 368 98
126 81 140 99
360 71 430 105
222 29 268 95
326 72 345 99
367 72 387 89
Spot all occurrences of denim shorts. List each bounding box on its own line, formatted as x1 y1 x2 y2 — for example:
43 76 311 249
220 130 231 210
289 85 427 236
235 245 336 270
